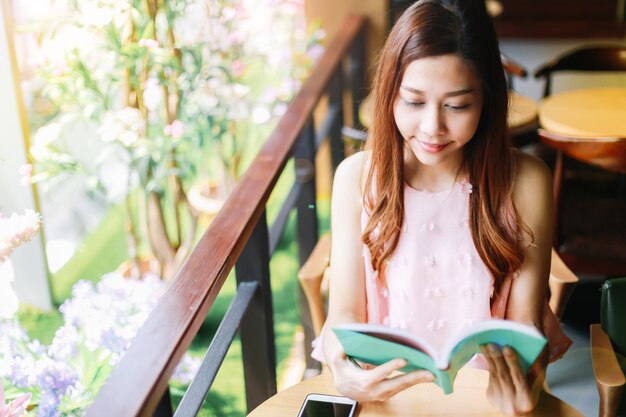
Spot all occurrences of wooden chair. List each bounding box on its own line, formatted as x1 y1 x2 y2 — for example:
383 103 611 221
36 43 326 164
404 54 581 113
297 234 331 337
298 233 579 340
532 44 626 169
534 45 626 99
501 53 528 91
590 277 626 417
538 131 626 274
534 44 626 277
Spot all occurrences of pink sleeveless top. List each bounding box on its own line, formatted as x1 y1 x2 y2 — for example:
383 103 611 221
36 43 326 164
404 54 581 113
311 180 571 363
363 180 492 355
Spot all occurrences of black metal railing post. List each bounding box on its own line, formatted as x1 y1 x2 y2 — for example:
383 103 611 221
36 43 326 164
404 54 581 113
295 119 320 372
328 68 346 173
349 25 367 129
235 212 276 412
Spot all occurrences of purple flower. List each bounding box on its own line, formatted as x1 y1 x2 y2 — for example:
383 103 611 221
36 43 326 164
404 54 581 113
35 390 61 417
48 325 79 360
9 356 38 388
171 354 202 385
36 360 78 396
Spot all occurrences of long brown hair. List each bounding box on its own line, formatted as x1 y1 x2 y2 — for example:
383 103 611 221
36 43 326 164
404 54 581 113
363 0 528 296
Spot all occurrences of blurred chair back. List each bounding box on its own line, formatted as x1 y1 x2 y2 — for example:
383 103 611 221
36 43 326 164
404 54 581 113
534 44 626 98
538 128 626 277
501 53 528 90
538 130 626 175
591 277 626 417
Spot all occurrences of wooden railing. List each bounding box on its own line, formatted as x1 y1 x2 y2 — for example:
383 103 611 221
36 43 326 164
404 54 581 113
84 14 366 417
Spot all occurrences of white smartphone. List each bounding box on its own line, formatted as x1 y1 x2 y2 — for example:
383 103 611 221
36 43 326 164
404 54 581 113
296 393 358 417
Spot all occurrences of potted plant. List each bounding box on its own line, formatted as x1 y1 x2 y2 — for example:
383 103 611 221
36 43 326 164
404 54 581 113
23 0 324 279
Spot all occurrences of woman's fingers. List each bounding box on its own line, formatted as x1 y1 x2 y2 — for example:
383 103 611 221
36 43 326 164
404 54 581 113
368 358 409 381
336 358 434 401
481 344 539 415
502 347 526 389
487 345 514 384
371 369 435 400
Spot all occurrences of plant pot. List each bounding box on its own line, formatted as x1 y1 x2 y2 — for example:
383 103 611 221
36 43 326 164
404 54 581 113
117 256 159 279
188 182 225 226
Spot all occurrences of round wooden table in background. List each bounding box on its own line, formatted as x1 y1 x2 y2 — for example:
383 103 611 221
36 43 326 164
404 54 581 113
247 368 583 417
508 91 538 134
537 87 626 173
538 87 626 138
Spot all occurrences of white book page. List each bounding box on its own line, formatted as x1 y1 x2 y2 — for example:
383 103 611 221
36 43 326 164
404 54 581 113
440 319 544 361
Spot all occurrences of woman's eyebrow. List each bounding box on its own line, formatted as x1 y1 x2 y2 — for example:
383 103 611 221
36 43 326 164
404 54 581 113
400 85 475 97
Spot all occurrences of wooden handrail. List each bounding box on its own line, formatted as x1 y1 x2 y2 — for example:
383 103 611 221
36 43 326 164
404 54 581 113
85 14 366 417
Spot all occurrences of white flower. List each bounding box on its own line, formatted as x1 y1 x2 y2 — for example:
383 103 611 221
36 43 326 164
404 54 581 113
31 123 61 160
80 2 115 27
143 78 162 111
252 106 271 124
164 120 185 139
99 108 144 146
174 1 211 47
138 39 160 49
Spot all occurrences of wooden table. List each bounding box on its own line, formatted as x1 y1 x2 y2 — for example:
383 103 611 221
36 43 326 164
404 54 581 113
538 87 626 138
508 92 538 134
248 368 583 416
537 87 626 173
359 92 537 133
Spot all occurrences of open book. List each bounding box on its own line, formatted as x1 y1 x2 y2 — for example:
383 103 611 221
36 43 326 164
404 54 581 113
333 319 547 395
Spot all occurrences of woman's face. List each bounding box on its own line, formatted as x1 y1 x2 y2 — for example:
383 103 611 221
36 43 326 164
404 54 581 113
393 54 484 168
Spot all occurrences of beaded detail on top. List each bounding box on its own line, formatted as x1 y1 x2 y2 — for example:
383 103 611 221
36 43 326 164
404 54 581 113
361 180 493 355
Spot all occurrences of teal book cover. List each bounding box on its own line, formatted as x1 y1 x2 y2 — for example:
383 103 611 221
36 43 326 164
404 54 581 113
333 319 547 394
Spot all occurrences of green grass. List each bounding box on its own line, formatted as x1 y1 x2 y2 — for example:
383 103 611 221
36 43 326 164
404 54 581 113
19 158 331 416
49 204 129 304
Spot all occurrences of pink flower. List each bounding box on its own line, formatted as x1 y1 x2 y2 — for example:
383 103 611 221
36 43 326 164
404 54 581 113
138 38 159 49
163 120 184 139
18 164 32 187
306 44 325 63
231 60 245 78
0 385 31 417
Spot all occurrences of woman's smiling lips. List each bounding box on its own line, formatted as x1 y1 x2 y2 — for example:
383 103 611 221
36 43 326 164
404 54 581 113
418 140 449 153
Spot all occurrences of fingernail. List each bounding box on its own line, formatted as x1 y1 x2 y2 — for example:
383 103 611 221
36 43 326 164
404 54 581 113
396 359 407 367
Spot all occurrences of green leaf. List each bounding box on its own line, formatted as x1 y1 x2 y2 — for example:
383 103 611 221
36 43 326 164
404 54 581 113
142 19 155 40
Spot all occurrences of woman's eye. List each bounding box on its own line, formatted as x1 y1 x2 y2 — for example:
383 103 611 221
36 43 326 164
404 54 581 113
401 98 424 108
446 104 470 111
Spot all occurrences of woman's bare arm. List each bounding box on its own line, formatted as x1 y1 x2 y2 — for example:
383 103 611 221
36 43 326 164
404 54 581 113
323 151 434 401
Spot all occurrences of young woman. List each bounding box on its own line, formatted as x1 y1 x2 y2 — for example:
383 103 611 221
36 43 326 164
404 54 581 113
316 0 571 415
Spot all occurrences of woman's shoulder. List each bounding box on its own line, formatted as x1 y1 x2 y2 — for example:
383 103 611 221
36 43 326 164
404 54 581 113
511 148 552 191
510 148 552 216
333 151 370 211
335 150 370 187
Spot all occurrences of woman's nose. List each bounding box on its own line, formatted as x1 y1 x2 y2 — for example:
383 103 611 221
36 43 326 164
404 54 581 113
420 105 445 137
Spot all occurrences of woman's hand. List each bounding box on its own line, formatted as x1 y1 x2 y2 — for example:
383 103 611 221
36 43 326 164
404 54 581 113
481 344 545 416
329 353 434 401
